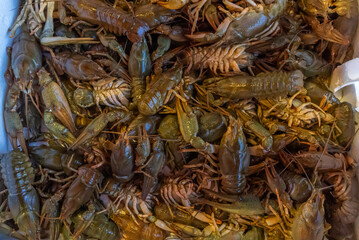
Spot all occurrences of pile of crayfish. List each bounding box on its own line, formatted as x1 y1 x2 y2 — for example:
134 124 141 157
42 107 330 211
1 0 358 239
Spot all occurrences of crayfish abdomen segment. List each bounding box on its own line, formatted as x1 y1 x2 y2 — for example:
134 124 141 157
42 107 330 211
221 174 247 195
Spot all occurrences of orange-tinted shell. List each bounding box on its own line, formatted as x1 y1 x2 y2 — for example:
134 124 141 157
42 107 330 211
112 213 166 240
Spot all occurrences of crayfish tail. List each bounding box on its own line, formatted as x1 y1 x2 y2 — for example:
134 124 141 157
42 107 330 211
142 176 155 201
221 174 246 195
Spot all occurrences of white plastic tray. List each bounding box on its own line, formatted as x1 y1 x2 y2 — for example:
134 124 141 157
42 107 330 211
0 0 20 153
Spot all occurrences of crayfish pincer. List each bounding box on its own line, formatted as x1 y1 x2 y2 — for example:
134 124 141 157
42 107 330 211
68 110 133 150
219 118 250 194
142 138 166 200
38 68 77 134
4 84 28 154
0 150 40 240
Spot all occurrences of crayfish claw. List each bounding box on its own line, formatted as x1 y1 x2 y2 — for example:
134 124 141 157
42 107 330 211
204 4 220 30
264 159 286 195
68 111 119 150
156 0 189 10
185 32 220 44
4 111 28 155
141 138 166 200
199 196 265 216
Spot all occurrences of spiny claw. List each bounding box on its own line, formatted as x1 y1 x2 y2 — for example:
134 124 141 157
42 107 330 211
38 68 77 134
170 222 202 237
199 196 265 216
222 0 243 11
201 188 238 202
204 4 220 30
68 113 108 151
190 210 222 224
264 159 286 195
186 17 231 44
68 110 131 150
328 29 350 45
315 23 349 45
238 109 273 151
305 15 350 45
5 111 28 155
40 0 55 39
156 0 189 10
135 126 151 166
141 138 165 200
4 80 28 154
176 97 210 150
185 32 220 44
153 25 188 43
176 98 198 144
97 33 128 63
141 172 156 201
41 37 100 46
44 110 76 146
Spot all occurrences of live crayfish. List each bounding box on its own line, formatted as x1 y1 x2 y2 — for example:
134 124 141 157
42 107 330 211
8 24 42 92
62 0 150 43
61 165 104 219
128 38 151 108
4 23 43 154
202 70 304 100
2 0 358 238
0 150 40 240
292 189 325 240
71 203 120 240
74 78 131 110
111 209 167 240
184 44 253 75
138 62 183 116
102 183 156 223
219 117 250 194
185 0 287 44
